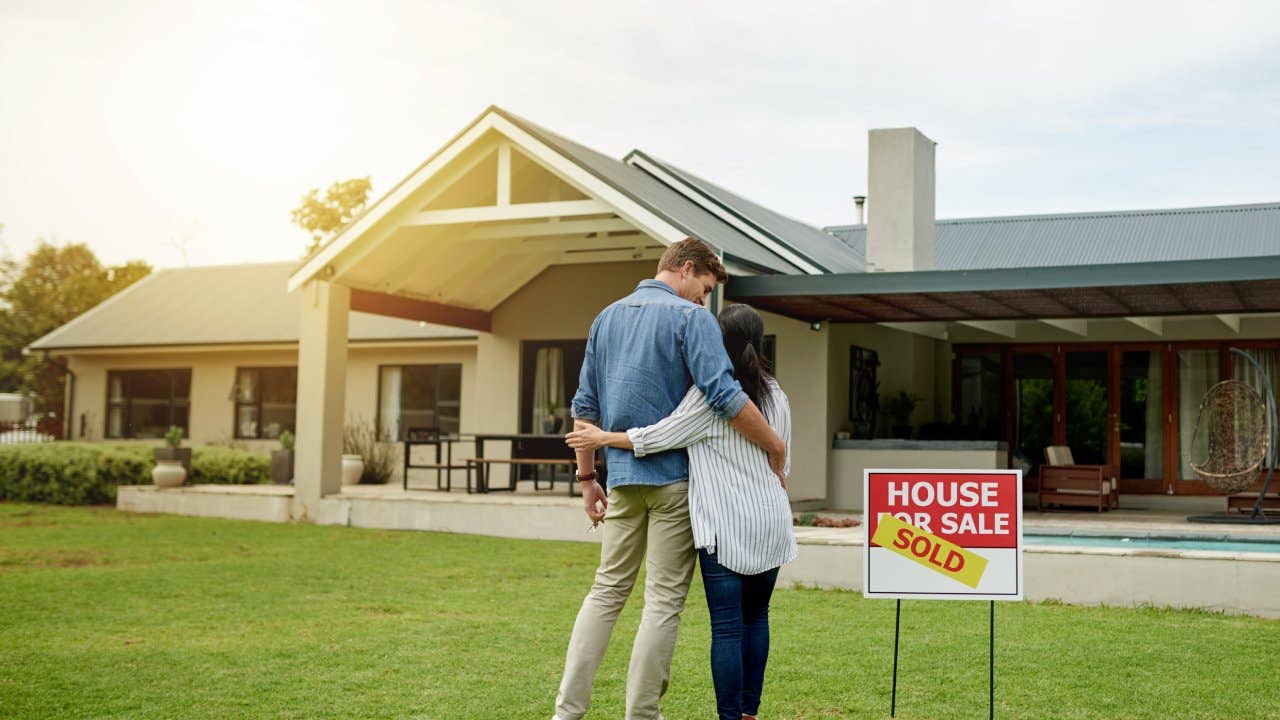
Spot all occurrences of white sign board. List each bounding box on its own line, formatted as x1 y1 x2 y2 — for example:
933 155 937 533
863 469 1023 601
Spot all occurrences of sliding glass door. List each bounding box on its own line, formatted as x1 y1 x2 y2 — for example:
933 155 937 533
1117 349 1164 493
959 340 1280 495
1065 350 1109 466
1174 348 1220 492
1012 350 1055 478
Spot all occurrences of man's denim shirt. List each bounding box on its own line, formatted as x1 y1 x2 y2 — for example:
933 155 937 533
571 280 748 488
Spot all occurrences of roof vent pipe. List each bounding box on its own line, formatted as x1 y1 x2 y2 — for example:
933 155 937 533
853 195 866 225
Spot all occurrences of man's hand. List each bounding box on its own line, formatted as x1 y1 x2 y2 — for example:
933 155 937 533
581 479 608 523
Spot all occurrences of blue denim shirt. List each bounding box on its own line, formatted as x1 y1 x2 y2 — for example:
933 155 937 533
572 280 748 488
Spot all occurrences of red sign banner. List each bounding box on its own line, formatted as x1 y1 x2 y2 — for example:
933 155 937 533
864 469 1023 601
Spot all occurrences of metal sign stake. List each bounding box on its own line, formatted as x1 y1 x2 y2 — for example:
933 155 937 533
890 599 901 717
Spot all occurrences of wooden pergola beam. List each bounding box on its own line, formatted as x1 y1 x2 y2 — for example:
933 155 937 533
349 288 491 333
403 199 611 227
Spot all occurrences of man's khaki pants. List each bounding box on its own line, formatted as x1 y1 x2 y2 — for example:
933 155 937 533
554 481 696 720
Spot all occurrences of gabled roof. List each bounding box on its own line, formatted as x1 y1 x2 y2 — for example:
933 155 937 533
494 108 814 274
27 262 475 353
825 202 1280 270
624 151 865 273
290 106 863 292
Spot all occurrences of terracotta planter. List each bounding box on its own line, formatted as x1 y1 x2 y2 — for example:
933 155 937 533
152 459 187 488
341 454 364 486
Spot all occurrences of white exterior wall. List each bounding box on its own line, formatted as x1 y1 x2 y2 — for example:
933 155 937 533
476 261 655 434
760 311 829 504
64 342 478 453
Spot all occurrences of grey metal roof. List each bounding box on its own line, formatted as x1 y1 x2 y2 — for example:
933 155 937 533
494 108 805 274
728 254 1280 323
624 151 866 273
28 262 475 352
825 202 1280 270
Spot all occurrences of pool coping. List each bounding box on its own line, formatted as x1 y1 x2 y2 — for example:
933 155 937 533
790 528 1280 562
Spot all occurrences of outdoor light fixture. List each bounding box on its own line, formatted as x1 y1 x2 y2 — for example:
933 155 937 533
810 321 823 332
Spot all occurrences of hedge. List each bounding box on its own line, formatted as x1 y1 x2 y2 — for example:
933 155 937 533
189 446 271 485
0 442 272 505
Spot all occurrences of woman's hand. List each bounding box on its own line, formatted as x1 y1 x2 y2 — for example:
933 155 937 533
566 420 610 452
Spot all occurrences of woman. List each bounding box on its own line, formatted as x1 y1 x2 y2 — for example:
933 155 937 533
567 303 797 720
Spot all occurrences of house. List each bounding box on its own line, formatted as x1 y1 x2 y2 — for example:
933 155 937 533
25 262 476 451
28 106 1280 516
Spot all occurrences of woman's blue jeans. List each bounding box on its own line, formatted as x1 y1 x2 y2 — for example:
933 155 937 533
697 549 780 720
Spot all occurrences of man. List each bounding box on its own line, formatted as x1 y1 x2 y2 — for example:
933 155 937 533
552 238 787 720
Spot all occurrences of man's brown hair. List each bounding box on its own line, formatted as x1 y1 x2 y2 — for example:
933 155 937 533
657 237 728 283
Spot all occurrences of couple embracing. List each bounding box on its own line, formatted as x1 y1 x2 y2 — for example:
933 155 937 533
551 238 798 720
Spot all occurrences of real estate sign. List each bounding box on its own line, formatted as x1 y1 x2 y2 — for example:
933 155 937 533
863 469 1023 601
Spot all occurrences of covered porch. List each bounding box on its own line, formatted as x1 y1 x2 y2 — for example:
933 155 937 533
729 255 1280 511
283 107 833 519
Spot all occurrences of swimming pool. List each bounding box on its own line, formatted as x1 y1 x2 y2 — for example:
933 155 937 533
1025 532 1280 554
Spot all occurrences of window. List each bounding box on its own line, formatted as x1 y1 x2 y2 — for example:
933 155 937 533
106 369 192 439
234 367 298 439
378 365 462 440
519 340 587 434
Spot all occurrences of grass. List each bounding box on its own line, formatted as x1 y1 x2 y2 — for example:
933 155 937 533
1 503 1277 719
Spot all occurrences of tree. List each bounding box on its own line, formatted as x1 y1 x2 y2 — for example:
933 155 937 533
290 177 372 255
0 242 151 435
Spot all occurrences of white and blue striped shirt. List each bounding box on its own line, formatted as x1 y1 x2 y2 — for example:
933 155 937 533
627 379 798 576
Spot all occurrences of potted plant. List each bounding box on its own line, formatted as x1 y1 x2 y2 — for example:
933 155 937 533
342 417 394 485
881 391 921 439
152 425 190 488
271 430 295 485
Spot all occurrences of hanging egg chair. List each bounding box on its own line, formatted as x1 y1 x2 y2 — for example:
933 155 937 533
1186 379 1269 495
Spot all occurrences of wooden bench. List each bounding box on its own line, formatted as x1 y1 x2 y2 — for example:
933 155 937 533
1039 447 1116 512
465 457 579 495
1227 492 1280 514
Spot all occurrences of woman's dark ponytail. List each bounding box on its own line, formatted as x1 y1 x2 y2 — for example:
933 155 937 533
718 304 774 414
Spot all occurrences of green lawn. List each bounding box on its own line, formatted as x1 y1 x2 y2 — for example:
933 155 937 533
0 503 1276 719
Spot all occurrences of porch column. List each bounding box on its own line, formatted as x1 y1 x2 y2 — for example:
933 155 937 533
293 279 350 521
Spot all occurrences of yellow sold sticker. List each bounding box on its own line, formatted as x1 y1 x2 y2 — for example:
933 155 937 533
871 514 989 589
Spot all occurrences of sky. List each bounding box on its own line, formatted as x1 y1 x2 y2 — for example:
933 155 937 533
2 0 1279 269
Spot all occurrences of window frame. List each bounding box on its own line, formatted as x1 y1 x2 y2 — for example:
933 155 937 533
104 368 192 439
375 363 464 441
232 366 299 440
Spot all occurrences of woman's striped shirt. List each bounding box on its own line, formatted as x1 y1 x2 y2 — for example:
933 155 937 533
626 378 797 576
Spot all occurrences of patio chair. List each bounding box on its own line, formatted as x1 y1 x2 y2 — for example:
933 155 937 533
1039 446 1118 512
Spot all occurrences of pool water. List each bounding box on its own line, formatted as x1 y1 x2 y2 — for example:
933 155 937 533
1025 533 1280 554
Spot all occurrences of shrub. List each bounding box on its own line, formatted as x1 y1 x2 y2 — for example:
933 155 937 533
0 442 271 505
190 446 271 485
0 443 150 505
